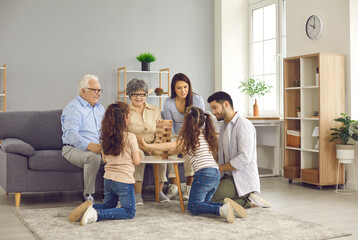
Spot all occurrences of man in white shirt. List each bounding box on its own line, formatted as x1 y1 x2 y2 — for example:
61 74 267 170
207 91 270 208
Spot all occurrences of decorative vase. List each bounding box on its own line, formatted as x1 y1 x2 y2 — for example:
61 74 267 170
141 62 150 71
253 99 259 116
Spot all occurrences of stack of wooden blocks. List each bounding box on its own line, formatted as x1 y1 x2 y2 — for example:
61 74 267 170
153 120 173 159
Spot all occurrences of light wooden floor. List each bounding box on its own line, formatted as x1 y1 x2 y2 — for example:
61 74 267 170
1 177 357 240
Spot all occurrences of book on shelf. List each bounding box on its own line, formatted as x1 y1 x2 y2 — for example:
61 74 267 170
286 130 300 136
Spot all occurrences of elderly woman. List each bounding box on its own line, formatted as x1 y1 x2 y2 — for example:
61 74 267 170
127 78 170 205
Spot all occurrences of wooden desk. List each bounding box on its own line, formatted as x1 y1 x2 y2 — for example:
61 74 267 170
246 117 282 177
142 156 185 212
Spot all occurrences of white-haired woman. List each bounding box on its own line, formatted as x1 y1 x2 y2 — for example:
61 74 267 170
126 78 170 205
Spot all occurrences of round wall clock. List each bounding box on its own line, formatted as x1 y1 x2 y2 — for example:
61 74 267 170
305 15 324 39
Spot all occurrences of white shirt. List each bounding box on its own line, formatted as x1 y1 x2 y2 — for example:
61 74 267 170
219 112 260 196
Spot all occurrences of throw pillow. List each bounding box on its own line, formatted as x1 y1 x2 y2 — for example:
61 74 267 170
1 138 35 157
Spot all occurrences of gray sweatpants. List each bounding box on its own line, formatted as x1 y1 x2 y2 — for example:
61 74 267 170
62 145 102 196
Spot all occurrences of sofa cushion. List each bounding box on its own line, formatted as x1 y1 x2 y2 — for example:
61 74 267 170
1 138 35 157
0 110 63 150
28 150 82 172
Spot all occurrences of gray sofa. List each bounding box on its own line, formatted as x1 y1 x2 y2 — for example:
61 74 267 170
0 110 185 207
0 110 105 206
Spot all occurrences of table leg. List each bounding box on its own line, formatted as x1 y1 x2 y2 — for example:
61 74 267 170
173 163 185 212
154 164 159 202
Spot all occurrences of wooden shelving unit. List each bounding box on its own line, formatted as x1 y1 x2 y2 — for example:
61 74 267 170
283 53 345 188
116 67 170 109
0 64 6 112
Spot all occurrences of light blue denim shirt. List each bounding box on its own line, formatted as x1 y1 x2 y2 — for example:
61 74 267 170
61 96 105 150
163 94 205 134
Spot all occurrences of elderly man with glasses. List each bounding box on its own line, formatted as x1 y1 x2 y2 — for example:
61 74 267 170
61 74 105 203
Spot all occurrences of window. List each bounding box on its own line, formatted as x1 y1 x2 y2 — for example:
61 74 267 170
249 0 286 116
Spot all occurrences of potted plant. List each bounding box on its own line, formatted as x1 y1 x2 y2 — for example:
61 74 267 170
238 78 272 116
329 113 358 164
136 52 156 71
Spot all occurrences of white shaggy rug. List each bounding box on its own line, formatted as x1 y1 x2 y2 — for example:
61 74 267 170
15 200 351 240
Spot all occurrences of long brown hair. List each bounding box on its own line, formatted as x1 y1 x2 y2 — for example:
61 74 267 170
178 107 218 157
170 73 193 108
101 102 129 156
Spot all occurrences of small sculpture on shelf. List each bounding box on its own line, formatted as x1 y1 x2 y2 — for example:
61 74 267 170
154 87 164 96
296 106 301 118
153 120 173 159
293 74 300 87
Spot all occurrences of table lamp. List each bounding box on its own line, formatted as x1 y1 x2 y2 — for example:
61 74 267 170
312 126 319 149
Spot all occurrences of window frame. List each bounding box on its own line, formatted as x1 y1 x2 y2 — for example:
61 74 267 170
248 0 285 116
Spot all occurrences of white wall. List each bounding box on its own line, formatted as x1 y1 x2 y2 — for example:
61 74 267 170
286 0 350 113
215 0 249 115
349 0 358 191
350 0 358 120
0 0 214 111
286 0 358 190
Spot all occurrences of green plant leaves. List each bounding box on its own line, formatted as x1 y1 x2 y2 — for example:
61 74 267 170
136 52 156 63
330 113 358 145
238 78 273 98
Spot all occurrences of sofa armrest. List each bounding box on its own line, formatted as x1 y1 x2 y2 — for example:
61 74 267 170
0 138 35 157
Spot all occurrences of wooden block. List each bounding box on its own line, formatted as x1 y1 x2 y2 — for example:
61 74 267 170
154 119 172 160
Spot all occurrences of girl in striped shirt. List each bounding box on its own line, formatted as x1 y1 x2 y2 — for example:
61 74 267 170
139 107 246 223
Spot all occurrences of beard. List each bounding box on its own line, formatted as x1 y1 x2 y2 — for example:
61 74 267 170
216 108 227 121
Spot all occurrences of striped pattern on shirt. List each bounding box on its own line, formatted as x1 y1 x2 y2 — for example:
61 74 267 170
188 133 219 173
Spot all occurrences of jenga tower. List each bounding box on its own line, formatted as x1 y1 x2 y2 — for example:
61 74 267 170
153 120 173 159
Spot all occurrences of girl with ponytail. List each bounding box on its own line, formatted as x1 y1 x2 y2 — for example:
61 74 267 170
139 107 246 223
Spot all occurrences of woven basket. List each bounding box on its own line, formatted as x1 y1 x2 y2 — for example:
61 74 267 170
287 134 300 148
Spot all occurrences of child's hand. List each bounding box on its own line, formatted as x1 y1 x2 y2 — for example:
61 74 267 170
138 137 147 149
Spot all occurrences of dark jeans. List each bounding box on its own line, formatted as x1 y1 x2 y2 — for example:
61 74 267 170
187 168 222 216
93 179 136 221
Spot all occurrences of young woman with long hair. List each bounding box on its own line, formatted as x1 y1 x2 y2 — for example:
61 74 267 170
139 107 246 223
163 73 206 200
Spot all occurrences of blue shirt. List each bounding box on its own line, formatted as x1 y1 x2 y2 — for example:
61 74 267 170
163 94 205 134
61 96 105 150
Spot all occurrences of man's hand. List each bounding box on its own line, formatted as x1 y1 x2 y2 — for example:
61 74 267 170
87 143 102 154
219 162 236 173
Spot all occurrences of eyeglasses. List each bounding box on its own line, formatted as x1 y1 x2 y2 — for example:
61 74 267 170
130 93 147 98
86 88 103 94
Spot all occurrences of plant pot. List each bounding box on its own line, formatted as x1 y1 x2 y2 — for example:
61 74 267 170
141 62 150 71
297 112 301 118
253 99 259 116
336 144 355 163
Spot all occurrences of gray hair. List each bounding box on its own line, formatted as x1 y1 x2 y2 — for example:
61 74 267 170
77 74 99 95
126 78 148 96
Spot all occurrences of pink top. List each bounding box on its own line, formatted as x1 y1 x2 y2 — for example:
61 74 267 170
103 132 139 184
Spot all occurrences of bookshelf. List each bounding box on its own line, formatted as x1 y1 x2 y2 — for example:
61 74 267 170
283 53 345 188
